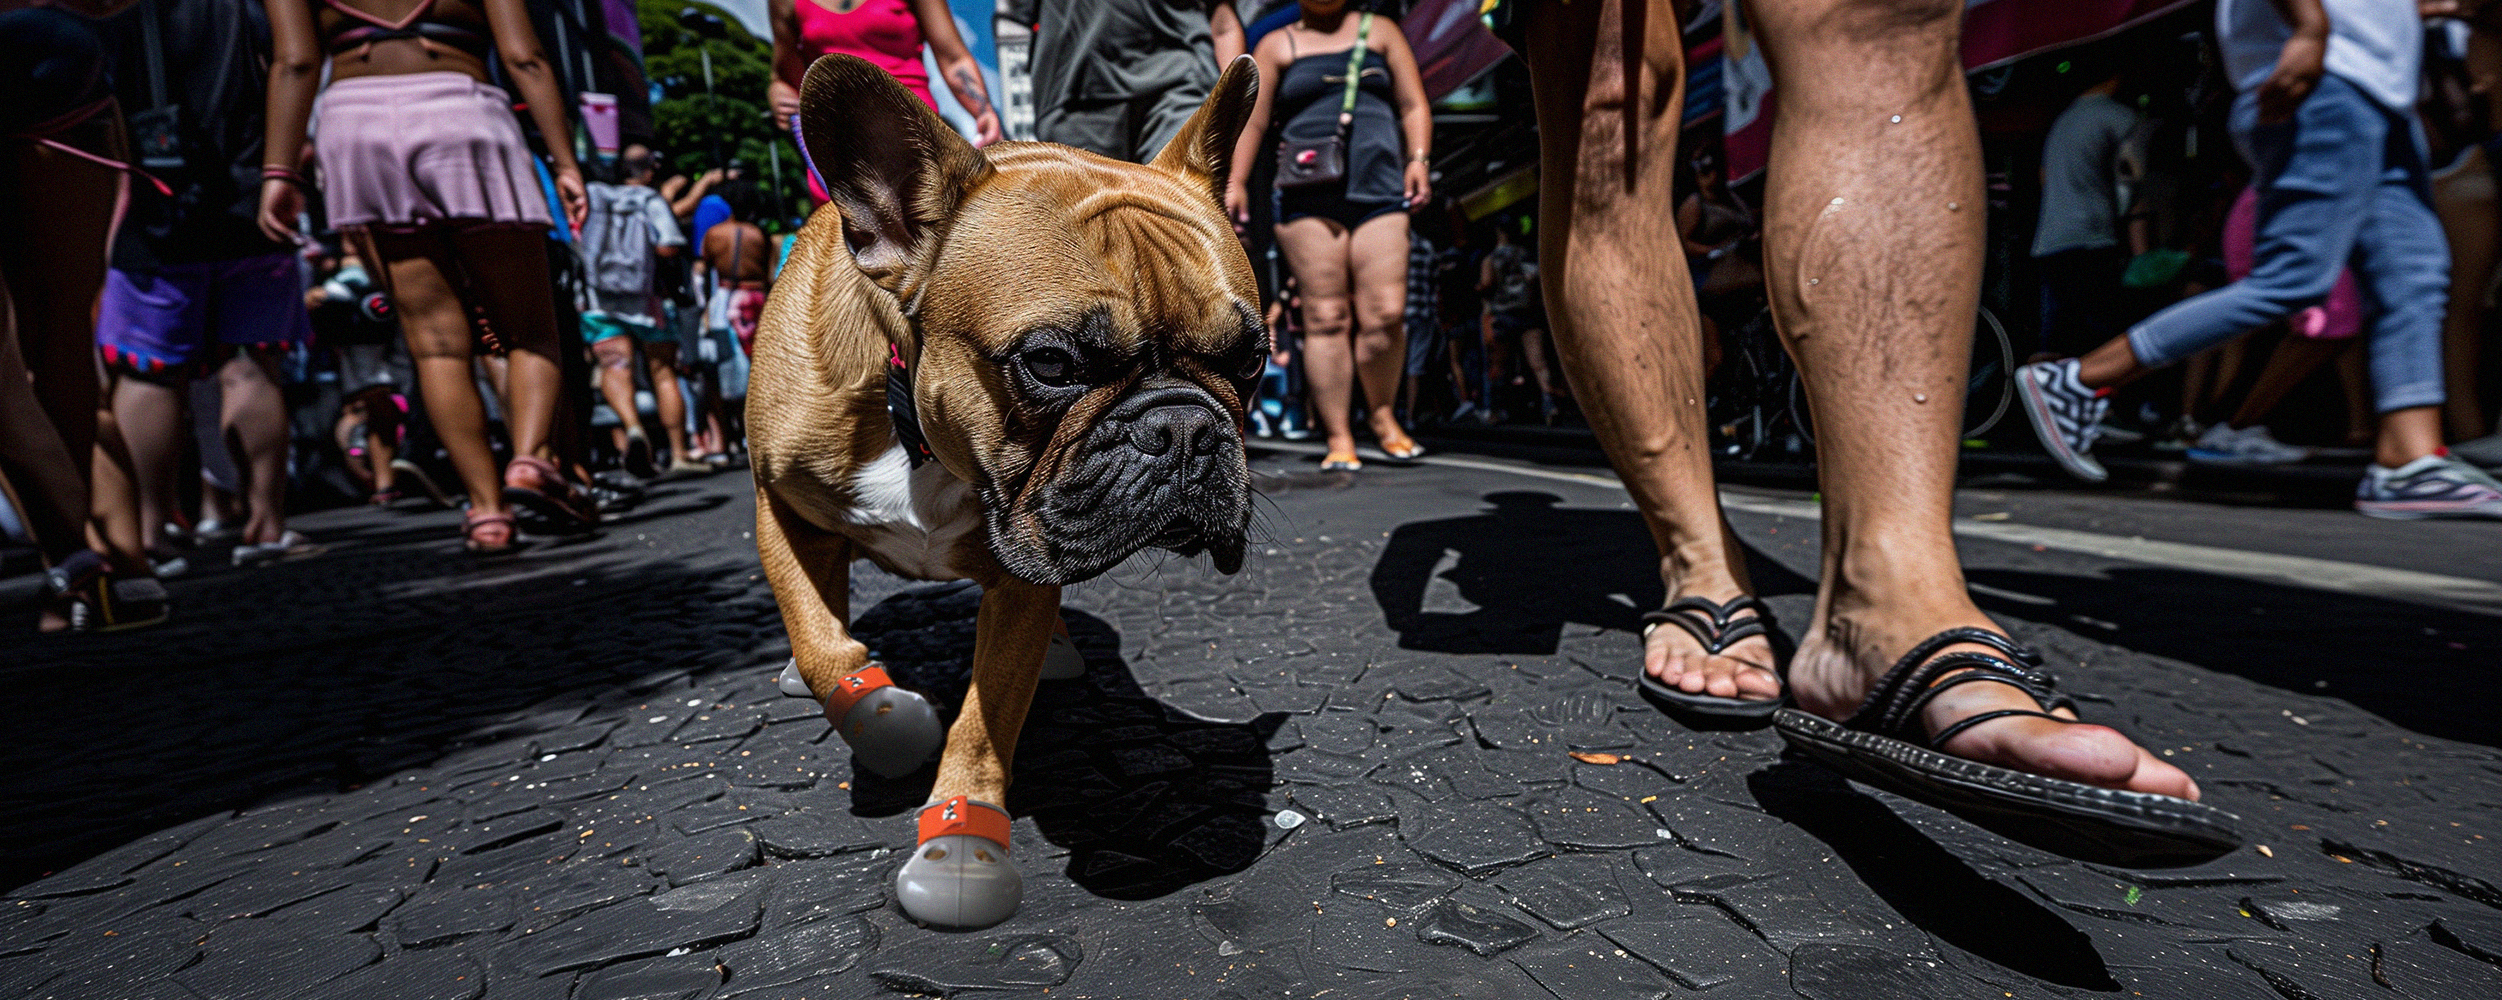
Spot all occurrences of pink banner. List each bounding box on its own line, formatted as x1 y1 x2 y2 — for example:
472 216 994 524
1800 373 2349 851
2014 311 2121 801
1722 0 2200 178
1403 0 1514 101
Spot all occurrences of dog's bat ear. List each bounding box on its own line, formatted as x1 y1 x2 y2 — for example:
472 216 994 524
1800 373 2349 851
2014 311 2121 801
799 54 987 291
1150 55 1258 203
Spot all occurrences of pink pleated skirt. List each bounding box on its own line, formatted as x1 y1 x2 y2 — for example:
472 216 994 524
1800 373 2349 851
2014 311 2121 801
315 72 552 232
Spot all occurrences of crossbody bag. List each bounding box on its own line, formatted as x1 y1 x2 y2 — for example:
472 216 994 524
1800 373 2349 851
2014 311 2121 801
1273 13 1372 190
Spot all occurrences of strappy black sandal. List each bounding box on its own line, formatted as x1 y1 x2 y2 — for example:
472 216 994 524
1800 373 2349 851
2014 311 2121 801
1636 596 1788 722
1774 627 2243 868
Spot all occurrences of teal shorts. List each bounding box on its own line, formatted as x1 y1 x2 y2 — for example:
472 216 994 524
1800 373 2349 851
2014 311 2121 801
582 312 665 345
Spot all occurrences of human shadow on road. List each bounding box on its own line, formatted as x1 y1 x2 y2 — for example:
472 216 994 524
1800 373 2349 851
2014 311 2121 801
1748 762 2121 990
844 584 1283 902
1370 491 1814 655
1963 566 2502 746
0 536 781 892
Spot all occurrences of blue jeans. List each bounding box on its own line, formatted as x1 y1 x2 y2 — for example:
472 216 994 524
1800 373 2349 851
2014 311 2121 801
2125 75 2449 414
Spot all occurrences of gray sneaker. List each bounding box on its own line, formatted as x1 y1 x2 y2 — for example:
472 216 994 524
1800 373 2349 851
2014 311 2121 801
2356 455 2502 520
2187 423 2311 466
2015 359 2110 482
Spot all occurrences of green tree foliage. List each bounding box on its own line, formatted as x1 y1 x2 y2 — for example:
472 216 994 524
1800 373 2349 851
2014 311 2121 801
638 0 807 229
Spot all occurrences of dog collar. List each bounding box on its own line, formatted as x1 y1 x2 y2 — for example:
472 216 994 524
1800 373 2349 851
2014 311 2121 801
888 344 933 468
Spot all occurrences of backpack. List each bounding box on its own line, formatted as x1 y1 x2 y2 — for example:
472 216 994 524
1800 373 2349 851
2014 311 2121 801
579 182 660 298
1486 244 1537 315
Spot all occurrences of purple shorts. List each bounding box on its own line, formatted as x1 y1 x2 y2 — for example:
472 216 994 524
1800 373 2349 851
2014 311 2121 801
97 252 311 377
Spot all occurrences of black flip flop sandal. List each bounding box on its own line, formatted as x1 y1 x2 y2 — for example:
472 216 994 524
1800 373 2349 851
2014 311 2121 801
1636 596 1788 722
1774 627 2243 868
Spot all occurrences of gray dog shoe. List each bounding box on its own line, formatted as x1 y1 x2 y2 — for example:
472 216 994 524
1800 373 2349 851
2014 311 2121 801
1041 631 1086 681
795 663 942 779
897 796 1022 928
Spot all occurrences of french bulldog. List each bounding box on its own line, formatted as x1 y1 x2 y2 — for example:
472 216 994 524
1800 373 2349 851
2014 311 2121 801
746 53 1263 929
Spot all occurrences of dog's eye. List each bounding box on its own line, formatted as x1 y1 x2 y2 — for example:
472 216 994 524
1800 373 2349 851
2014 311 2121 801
1022 347 1079 387
1233 343 1266 381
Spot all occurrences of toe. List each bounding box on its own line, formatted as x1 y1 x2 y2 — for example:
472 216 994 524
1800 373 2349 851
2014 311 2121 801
2128 745 2201 801
1732 662 1784 700
1943 715 2173 794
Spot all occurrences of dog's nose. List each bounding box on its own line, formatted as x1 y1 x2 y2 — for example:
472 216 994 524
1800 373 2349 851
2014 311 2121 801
1129 404 1222 465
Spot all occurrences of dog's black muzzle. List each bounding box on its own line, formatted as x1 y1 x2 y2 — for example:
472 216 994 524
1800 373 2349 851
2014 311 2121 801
992 378 1252 584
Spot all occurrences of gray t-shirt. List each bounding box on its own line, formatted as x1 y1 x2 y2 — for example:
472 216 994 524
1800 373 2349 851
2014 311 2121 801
1005 0 1216 107
2032 91 2139 258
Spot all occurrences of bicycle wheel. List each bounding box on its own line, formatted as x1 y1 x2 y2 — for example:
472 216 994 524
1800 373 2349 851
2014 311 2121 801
1790 304 2013 447
1963 305 2015 439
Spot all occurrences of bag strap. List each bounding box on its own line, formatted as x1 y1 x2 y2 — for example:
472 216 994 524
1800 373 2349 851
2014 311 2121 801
1337 13 1372 129
137 0 169 112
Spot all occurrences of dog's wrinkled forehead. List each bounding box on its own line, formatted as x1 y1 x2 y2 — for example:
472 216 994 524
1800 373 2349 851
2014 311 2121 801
914 146 1259 354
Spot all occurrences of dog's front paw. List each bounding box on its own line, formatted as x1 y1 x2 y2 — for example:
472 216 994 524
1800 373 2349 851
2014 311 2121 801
897 796 1021 929
819 664 944 778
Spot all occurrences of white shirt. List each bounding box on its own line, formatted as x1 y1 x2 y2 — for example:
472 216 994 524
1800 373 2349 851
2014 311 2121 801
2215 0 2422 113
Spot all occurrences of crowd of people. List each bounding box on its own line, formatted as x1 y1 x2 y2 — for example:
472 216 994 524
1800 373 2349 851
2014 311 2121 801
1 0 779 631
2 1 2493 622
2008 0 2502 524
19 0 2490 900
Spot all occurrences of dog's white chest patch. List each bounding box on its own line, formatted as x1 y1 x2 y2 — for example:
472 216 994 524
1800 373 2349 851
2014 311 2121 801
836 442 985 581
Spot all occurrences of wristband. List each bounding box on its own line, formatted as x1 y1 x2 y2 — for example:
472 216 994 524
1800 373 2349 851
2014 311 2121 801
261 165 306 186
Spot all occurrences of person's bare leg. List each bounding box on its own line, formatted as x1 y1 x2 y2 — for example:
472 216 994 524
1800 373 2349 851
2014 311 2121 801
2335 342 2374 444
219 351 290 546
0 277 92 570
1522 0 1775 700
5 112 118 470
2225 334 2343 430
1751 0 2192 796
87 400 148 574
1348 214 1417 448
1522 327 1561 398
2432 144 2494 440
2178 350 2216 426
7 111 150 575
590 335 645 443
1277 217 1362 459
107 373 183 552
365 395 400 494
450 228 565 464
645 341 694 463
371 232 508 518
2376 405 2446 468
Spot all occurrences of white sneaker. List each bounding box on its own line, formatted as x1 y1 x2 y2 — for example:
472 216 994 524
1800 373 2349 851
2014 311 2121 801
2014 359 2110 482
2187 424 2311 466
232 530 320 567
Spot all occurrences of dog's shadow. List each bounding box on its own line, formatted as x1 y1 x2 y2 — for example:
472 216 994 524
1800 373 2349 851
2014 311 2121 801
845 583 1282 901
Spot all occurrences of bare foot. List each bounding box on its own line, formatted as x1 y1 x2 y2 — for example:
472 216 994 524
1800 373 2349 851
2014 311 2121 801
1789 613 2199 801
1644 599 1781 703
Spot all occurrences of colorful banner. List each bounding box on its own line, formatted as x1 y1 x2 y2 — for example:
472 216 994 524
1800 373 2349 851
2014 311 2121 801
1721 0 2199 178
1403 0 1513 101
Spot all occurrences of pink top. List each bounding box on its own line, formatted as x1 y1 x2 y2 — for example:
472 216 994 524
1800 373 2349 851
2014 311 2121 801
795 0 935 113
2223 186 2359 341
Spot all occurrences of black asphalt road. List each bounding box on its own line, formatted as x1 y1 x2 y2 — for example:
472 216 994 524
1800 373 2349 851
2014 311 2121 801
1 446 2495 999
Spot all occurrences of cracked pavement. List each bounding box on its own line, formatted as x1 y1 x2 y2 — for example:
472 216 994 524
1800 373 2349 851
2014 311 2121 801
1 447 2498 999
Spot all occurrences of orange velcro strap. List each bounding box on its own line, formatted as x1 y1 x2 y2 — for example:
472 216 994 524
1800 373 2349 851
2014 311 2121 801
820 666 895 718
917 796 1012 847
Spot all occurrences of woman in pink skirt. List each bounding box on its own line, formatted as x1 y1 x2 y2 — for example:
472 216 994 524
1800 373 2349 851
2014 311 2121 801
258 0 592 552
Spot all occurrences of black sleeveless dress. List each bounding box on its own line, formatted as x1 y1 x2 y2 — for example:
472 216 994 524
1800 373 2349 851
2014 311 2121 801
1273 46 1406 229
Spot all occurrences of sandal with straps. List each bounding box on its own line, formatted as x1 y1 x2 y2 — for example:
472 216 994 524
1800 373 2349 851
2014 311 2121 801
1774 627 2244 867
1637 595 1787 722
463 510 518 554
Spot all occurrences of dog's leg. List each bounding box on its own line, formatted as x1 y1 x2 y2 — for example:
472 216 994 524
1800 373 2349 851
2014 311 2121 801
896 576 1059 929
755 485 941 777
